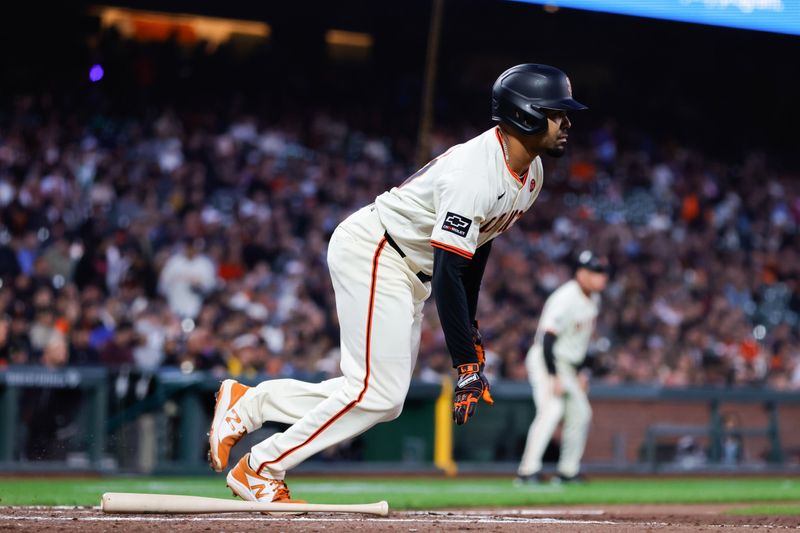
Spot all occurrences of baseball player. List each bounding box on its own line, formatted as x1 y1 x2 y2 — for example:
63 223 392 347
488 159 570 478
517 250 608 484
207 64 587 503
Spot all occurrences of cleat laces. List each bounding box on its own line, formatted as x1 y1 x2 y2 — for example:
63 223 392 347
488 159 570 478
270 480 291 501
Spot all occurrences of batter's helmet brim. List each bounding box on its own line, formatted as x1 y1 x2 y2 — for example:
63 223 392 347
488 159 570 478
540 97 588 111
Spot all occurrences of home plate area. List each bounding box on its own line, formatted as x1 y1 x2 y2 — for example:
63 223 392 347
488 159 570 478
0 505 797 532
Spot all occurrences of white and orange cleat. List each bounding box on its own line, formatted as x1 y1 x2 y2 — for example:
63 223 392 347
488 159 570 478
226 453 303 504
208 379 250 472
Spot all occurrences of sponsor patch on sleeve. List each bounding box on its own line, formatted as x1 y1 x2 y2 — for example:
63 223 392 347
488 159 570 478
441 212 472 238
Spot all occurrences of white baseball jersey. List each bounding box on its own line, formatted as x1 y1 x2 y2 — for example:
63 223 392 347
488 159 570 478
535 279 600 366
375 126 544 275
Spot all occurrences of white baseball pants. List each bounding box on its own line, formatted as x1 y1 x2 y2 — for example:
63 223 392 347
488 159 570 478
233 206 430 479
517 345 592 478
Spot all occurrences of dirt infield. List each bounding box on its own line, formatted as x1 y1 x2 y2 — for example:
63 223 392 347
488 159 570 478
1 504 798 532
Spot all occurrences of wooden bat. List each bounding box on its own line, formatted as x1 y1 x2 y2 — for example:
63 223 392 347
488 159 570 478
101 492 390 516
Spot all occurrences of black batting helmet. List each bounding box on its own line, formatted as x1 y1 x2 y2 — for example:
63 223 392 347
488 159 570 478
491 64 587 135
575 250 608 274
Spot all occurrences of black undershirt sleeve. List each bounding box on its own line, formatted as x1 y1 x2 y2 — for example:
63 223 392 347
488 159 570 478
542 331 558 375
432 246 487 368
576 353 594 373
462 240 493 321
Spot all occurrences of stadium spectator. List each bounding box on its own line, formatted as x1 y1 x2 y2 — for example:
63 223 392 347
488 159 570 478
0 39 798 389
20 333 81 460
158 238 217 319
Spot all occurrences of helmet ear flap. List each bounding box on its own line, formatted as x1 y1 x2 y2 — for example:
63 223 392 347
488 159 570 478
495 99 547 135
516 106 547 135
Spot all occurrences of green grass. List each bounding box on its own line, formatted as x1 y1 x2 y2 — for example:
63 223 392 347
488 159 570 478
0 477 798 509
727 504 800 516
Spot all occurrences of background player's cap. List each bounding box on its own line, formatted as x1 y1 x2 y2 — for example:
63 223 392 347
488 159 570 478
575 250 609 274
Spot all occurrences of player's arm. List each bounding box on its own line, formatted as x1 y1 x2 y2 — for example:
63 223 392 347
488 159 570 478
432 247 478 368
542 331 558 376
539 288 570 377
429 173 494 424
542 331 565 395
462 240 493 366
463 239 493 322
432 246 494 425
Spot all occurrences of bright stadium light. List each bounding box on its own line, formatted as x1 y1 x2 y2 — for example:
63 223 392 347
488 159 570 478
90 5 271 51
510 0 800 35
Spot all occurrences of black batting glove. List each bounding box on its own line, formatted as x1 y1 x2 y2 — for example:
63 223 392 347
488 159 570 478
453 363 494 425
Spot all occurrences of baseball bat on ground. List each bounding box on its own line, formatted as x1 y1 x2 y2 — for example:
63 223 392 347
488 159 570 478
101 492 390 516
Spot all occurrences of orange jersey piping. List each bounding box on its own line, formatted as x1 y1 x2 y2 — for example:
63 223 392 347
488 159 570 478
431 240 474 260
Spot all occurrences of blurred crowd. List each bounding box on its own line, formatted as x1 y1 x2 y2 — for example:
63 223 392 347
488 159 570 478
1 89 799 390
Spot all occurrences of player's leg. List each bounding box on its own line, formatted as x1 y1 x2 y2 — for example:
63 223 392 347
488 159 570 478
208 364 346 472
556 368 592 479
239 377 347 427
245 217 426 483
517 346 565 477
408 300 425 375
214 298 421 438
209 209 426 474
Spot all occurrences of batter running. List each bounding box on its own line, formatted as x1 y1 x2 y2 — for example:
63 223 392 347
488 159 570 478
207 63 588 502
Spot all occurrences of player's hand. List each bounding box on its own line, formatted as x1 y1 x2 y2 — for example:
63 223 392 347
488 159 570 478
453 363 494 425
471 321 485 367
552 375 565 396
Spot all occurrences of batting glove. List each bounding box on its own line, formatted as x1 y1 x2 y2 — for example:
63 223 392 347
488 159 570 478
453 363 494 425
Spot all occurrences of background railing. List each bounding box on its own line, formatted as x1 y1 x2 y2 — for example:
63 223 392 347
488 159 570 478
2 366 799 474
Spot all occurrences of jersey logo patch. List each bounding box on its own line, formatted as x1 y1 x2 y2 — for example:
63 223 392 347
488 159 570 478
442 212 472 237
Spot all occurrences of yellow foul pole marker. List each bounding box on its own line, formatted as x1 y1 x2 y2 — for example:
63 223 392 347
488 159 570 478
434 374 457 476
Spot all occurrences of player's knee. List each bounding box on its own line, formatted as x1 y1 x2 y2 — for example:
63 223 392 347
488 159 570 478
381 402 404 422
363 391 404 421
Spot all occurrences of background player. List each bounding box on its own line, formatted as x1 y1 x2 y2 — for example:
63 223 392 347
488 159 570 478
207 64 587 503
517 250 609 484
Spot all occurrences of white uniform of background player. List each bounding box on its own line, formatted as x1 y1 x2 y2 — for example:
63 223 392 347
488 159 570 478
517 251 608 482
206 64 588 503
